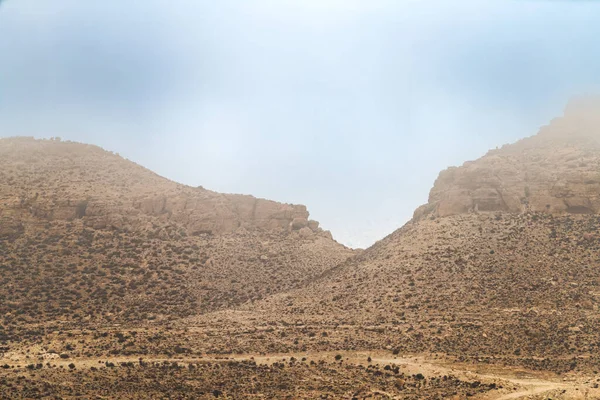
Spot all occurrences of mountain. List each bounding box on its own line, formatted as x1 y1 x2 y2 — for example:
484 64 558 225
213 98 600 374
0 137 353 340
0 137 325 236
4 99 600 398
415 96 600 219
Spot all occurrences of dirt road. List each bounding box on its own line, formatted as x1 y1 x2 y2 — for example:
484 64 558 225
2 350 598 399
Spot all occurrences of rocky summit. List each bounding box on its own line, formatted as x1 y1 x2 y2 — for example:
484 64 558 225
414 96 600 220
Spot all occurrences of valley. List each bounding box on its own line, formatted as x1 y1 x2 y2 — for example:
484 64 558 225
2 100 600 398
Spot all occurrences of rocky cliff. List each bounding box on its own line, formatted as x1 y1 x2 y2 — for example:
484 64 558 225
414 97 600 220
0 137 328 239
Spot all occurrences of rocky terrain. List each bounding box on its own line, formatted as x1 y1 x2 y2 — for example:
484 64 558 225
4 99 600 398
0 137 332 237
182 99 600 387
0 137 353 340
196 100 600 372
216 213 600 372
414 97 600 219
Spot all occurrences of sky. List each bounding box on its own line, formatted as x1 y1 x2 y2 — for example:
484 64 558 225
1 0 600 248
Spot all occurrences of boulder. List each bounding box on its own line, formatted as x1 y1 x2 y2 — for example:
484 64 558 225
290 217 308 231
320 230 334 240
308 220 320 231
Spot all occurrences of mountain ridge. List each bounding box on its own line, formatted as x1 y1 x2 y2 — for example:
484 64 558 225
0 136 353 337
0 136 333 240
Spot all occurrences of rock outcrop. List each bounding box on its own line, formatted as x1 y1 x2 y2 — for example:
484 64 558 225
414 96 600 220
0 137 324 238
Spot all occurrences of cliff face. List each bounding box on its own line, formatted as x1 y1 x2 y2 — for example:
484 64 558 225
414 97 600 220
0 137 326 239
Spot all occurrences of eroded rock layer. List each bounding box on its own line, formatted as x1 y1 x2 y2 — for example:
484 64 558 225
414 97 600 220
0 137 330 239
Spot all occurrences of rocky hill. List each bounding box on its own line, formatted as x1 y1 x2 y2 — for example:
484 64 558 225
414 96 600 219
0 137 329 237
206 99 600 373
0 137 353 339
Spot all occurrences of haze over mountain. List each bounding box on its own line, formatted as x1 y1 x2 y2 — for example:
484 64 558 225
201 98 600 374
2 0 600 248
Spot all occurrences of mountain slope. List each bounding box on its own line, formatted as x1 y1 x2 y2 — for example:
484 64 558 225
212 99 600 372
0 137 353 340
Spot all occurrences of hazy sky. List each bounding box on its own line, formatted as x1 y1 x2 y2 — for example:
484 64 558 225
1 0 600 248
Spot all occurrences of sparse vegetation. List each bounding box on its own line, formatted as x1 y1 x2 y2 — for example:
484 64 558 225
4 121 600 399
